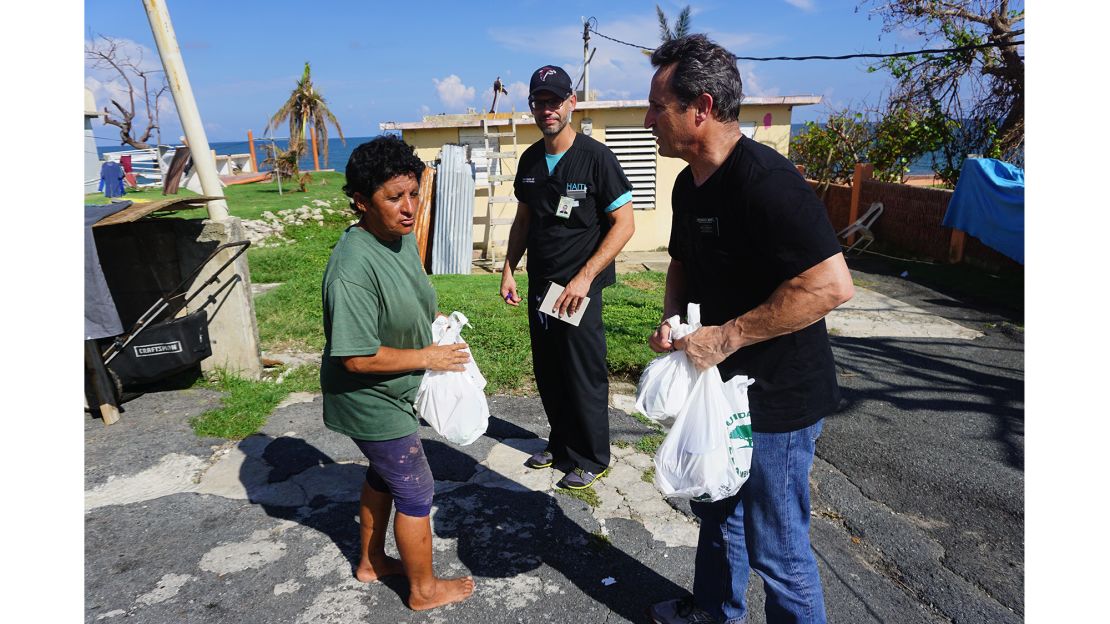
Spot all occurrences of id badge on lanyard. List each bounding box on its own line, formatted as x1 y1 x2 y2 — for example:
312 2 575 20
557 183 587 219
556 196 578 219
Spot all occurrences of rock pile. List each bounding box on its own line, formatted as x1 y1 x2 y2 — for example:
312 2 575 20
241 201 348 248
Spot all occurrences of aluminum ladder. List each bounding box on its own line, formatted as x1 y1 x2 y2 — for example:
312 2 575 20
479 116 520 268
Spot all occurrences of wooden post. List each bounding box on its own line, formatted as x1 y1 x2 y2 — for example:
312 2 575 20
848 163 874 245
84 340 120 425
948 228 967 264
247 129 258 173
414 165 437 272
311 125 321 171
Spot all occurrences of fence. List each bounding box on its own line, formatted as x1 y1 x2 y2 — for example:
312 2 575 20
809 165 1021 272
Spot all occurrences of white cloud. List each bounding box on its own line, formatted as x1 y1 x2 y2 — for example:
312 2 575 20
738 62 780 98
783 0 816 12
433 74 476 110
508 81 529 106
85 75 128 112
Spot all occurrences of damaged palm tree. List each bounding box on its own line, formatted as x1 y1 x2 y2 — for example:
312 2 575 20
268 62 345 169
260 139 303 186
656 4 692 42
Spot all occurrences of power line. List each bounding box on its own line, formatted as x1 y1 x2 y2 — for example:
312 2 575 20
588 29 654 53
586 25 1022 62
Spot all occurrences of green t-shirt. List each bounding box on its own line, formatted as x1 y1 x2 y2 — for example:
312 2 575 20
320 226 437 441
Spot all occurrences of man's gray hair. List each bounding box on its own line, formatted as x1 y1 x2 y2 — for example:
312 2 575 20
650 34 743 122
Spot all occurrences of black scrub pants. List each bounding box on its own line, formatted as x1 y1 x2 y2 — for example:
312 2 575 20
527 284 610 475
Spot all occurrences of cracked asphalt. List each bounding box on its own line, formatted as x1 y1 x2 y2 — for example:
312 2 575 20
83 264 1023 623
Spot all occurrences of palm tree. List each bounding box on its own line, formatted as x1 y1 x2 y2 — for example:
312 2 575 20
656 4 692 42
268 62 345 169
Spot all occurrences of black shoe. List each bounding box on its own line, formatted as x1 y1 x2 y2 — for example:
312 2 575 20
524 450 555 469
648 597 719 623
556 467 606 490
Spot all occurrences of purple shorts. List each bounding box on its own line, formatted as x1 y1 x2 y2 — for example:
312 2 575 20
350 432 435 518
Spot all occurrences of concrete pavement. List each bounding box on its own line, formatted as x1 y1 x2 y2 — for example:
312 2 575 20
84 261 1023 623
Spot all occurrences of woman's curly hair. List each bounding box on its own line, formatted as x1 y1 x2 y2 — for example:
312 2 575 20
343 135 425 213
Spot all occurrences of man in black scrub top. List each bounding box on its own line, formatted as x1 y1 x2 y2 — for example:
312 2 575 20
500 65 636 490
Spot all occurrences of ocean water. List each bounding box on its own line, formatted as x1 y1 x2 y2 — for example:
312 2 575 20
97 136 376 173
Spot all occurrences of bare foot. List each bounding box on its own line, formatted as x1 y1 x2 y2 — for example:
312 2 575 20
355 555 405 583
408 576 475 611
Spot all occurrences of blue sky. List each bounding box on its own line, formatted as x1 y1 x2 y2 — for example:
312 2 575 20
83 0 934 145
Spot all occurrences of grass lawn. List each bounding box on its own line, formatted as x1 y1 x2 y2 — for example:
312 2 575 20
85 171 351 222
249 233 665 396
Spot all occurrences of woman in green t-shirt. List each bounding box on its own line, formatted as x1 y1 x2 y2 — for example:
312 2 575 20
321 136 474 611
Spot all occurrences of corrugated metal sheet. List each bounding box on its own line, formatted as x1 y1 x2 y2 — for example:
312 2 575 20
431 144 475 275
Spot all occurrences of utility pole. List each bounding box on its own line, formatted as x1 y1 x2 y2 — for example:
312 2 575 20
141 0 263 380
582 21 590 102
141 0 228 220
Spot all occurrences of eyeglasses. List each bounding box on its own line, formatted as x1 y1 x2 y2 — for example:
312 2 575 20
528 95 566 111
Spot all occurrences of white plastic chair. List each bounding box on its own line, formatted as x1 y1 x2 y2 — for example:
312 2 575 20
837 202 883 254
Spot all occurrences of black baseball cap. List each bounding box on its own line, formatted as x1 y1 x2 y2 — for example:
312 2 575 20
529 65 573 100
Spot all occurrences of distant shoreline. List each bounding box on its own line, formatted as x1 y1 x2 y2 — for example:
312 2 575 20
97 130 944 178
903 174 945 188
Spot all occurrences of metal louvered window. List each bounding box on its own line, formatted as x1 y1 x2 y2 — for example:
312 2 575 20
458 128 499 187
605 126 656 210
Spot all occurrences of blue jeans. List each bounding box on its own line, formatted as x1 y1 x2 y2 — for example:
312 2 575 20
690 419 826 624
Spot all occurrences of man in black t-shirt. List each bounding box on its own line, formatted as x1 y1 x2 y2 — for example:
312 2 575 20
643 36 854 624
500 65 636 491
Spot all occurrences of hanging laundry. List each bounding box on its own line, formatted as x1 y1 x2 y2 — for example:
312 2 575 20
98 161 127 198
119 155 138 188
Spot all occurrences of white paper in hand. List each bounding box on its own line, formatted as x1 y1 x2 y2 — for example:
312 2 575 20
538 282 591 326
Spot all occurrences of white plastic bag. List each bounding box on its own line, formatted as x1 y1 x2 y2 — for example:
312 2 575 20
634 303 702 422
721 373 755 490
414 311 489 446
653 366 754 502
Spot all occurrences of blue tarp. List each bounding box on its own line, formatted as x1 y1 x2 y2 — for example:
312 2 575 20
942 158 1024 264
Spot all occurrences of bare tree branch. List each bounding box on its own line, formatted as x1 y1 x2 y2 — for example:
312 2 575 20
85 34 172 150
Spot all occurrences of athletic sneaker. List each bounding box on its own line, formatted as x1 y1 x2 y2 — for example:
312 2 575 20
556 467 605 490
648 597 719 623
524 450 554 469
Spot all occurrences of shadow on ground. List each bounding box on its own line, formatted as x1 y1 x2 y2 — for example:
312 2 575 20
832 336 1023 471
242 430 688 622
